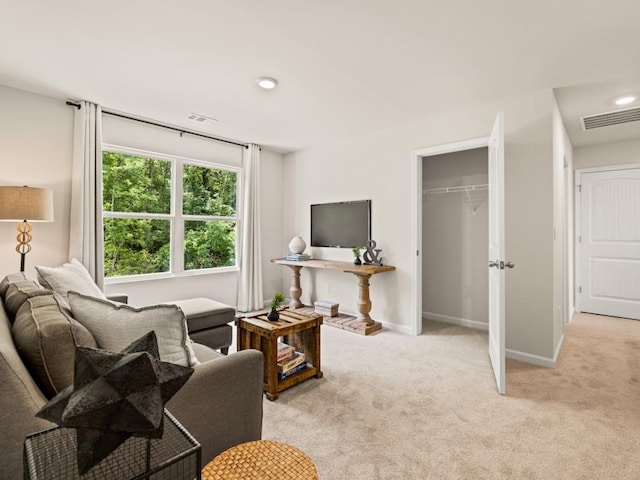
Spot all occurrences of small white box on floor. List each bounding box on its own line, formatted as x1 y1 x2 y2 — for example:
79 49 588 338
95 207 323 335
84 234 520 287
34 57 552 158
314 300 339 317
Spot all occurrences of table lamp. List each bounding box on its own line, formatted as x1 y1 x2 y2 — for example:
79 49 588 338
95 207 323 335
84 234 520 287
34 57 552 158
0 186 54 272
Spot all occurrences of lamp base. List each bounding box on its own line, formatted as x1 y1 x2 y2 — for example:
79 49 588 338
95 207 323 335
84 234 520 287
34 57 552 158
16 220 32 272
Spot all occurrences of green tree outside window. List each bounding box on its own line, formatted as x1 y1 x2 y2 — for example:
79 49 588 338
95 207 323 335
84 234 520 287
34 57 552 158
102 150 238 278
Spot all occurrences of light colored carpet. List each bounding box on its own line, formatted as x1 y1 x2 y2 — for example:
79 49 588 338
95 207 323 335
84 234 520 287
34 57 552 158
258 313 640 479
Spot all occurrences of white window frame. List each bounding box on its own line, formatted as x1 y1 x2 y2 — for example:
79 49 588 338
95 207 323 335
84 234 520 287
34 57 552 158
101 144 241 284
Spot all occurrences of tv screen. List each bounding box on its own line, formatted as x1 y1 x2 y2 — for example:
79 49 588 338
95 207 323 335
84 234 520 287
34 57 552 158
310 200 371 248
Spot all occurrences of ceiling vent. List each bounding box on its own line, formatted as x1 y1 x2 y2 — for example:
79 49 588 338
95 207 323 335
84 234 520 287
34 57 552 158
187 113 218 125
581 107 640 130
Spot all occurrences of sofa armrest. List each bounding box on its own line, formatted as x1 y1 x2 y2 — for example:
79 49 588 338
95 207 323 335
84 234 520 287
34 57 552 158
106 293 128 304
166 349 264 466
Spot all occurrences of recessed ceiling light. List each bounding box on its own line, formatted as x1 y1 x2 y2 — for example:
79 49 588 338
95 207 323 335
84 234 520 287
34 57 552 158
614 95 636 106
257 77 278 90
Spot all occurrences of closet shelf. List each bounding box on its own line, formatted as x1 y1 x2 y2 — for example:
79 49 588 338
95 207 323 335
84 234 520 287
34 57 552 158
423 183 488 195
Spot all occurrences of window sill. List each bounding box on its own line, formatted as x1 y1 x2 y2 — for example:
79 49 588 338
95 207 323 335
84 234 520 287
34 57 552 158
104 266 239 285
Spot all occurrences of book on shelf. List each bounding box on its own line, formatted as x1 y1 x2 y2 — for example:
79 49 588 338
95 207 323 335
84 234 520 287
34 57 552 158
284 253 311 261
277 342 295 362
278 362 308 380
277 351 306 374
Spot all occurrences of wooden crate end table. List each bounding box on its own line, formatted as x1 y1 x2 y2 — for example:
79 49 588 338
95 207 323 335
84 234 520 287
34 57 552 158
236 308 322 401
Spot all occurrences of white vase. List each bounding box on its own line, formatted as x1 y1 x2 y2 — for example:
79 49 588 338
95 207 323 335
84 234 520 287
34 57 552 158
288 236 306 254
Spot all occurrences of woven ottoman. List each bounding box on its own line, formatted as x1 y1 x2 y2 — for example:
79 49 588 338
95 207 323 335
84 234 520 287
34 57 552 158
201 440 318 480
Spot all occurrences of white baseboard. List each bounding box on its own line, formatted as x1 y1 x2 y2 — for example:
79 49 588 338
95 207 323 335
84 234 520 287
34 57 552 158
505 348 556 368
421 312 563 368
422 311 488 331
553 333 565 364
379 320 414 336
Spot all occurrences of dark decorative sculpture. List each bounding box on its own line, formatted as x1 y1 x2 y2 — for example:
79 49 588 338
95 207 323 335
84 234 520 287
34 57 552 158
36 331 194 474
362 239 383 265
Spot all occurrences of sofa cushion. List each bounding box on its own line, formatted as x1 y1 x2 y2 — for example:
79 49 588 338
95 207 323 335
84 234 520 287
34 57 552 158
68 292 198 367
0 272 37 299
12 294 97 398
168 298 236 332
4 281 51 321
35 258 106 310
190 324 233 351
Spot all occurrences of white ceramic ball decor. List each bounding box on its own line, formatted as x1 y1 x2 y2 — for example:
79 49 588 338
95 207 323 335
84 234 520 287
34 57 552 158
288 235 306 254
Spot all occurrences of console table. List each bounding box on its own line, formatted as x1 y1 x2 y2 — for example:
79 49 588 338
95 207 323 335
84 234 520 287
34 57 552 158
271 258 395 335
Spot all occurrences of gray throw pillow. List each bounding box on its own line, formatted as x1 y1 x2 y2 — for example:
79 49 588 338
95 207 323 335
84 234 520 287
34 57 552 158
35 258 106 310
12 294 97 398
68 292 198 367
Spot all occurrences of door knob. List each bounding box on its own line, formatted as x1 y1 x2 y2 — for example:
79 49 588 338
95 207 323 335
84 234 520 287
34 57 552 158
488 260 515 269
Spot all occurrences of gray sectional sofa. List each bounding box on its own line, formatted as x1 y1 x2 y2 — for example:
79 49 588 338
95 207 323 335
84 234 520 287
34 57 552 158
0 272 264 478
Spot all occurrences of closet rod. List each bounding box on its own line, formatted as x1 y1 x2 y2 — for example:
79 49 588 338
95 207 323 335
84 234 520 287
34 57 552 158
66 101 249 149
423 183 488 195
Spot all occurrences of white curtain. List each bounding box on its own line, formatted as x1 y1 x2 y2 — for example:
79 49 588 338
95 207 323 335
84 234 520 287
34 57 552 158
236 144 263 312
68 102 104 289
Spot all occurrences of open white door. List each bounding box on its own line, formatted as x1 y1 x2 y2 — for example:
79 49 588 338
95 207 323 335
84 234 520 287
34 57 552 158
488 112 506 394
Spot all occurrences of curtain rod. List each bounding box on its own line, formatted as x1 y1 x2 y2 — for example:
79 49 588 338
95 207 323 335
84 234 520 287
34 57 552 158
66 101 249 149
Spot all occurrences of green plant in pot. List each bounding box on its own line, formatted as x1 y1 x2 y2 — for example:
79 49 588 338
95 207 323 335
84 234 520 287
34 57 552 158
352 247 362 265
267 292 285 321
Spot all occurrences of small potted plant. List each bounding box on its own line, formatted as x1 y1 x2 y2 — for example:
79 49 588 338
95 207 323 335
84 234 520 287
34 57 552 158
352 247 362 265
267 292 285 321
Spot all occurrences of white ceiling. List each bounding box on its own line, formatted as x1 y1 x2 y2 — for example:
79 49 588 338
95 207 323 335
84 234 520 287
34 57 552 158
2 1 640 153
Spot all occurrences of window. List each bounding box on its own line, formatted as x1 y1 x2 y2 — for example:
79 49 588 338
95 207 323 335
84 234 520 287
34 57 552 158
102 146 239 279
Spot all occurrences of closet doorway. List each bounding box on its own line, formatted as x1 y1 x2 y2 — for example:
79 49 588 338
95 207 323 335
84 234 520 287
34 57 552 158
411 113 507 393
422 147 489 330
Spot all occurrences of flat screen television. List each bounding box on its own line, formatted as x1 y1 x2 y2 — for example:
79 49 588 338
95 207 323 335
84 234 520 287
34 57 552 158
310 200 371 248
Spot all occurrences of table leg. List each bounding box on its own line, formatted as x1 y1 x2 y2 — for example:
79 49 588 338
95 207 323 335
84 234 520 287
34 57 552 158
350 273 382 335
355 273 373 325
314 322 323 378
265 336 279 401
286 265 304 309
236 324 244 352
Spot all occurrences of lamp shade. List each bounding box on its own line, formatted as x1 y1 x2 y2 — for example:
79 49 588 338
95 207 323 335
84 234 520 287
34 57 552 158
0 186 54 222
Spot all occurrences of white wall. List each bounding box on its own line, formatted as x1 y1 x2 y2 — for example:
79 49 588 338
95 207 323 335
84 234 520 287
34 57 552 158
283 89 557 361
0 84 284 308
102 114 245 166
0 85 73 275
422 148 488 327
552 95 574 356
574 138 640 170
258 149 285 301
